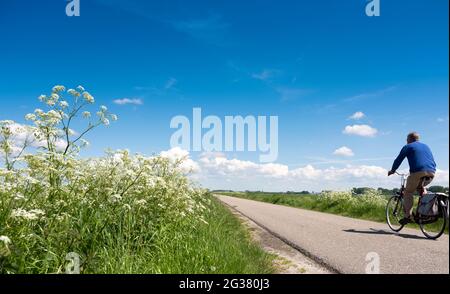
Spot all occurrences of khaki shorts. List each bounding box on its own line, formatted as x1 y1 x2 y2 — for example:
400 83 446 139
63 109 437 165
405 171 435 194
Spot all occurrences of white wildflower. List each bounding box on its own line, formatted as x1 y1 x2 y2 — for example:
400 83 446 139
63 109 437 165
67 89 80 97
14 194 26 201
80 139 90 148
59 101 69 109
0 120 14 126
135 199 147 206
0 236 11 245
82 111 91 118
102 118 110 126
34 108 44 115
25 113 37 121
52 85 65 93
110 194 122 203
83 92 94 103
46 110 62 121
112 153 123 164
67 128 76 136
12 208 45 220
147 178 156 187
46 99 56 107
50 93 60 101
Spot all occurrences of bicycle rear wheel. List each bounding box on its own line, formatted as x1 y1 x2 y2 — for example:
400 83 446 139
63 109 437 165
419 205 447 240
386 196 405 232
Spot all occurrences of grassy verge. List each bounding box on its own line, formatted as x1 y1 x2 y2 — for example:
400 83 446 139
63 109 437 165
1 191 275 274
90 193 275 273
218 191 448 234
147 195 276 274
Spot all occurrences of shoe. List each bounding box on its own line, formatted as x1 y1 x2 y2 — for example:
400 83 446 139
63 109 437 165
399 217 413 225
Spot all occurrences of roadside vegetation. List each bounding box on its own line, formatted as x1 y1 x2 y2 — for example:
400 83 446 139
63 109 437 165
0 86 274 274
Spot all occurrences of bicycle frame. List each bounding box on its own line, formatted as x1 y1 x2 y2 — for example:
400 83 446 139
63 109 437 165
391 173 408 217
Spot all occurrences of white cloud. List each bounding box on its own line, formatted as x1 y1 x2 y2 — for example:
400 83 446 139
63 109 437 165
343 125 378 137
198 152 289 178
319 165 387 181
349 111 365 120
276 87 312 102
160 147 199 173
333 146 355 157
160 146 190 160
158 149 449 191
344 86 397 102
113 98 143 106
251 69 279 81
437 117 449 123
170 14 230 45
165 78 178 90
434 169 450 185
290 164 322 180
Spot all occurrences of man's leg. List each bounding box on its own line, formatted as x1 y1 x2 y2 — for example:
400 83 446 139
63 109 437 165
404 172 426 217
403 191 415 218
416 172 434 195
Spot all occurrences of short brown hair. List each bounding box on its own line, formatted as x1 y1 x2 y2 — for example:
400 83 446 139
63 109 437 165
407 132 420 142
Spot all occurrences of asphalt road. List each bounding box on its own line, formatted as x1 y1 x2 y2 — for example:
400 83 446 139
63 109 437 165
218 195 449 274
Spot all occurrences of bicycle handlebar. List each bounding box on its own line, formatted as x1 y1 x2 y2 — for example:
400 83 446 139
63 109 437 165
395 172 409 177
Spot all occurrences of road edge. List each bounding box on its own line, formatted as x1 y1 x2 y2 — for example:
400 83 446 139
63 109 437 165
217 195 342 274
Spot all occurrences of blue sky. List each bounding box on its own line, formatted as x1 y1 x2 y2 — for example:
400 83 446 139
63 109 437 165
0 0 448 191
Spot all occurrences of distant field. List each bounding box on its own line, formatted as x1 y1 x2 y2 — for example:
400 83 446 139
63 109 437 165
217 191 448 234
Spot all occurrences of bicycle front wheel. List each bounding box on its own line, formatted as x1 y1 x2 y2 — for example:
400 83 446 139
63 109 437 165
419 205 447 240
386 196 405 232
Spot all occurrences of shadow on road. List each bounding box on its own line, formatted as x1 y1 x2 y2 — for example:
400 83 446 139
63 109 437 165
343 228 430 240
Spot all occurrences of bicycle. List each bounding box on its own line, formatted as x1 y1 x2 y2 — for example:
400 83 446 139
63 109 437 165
386 172 449 239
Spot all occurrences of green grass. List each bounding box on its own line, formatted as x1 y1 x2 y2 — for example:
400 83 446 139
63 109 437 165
1 192 275 274
145 195 276 274
218 191 448 234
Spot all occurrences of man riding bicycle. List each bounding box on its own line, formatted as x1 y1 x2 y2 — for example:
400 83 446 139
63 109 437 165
388 132 437 225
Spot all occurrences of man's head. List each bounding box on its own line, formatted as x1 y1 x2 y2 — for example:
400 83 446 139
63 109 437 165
407 132 420 144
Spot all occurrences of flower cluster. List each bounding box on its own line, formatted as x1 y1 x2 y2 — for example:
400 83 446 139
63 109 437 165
0 236 11 257
11 208 46 221
319 190 387 216
0 86 210 274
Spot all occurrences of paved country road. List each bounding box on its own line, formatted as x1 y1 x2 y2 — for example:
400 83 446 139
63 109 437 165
217 195 449 274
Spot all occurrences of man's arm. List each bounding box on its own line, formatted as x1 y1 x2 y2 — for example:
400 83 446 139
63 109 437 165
390 146 408 174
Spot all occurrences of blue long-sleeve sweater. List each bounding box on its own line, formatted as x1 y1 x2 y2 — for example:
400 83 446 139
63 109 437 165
391 141 436 173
